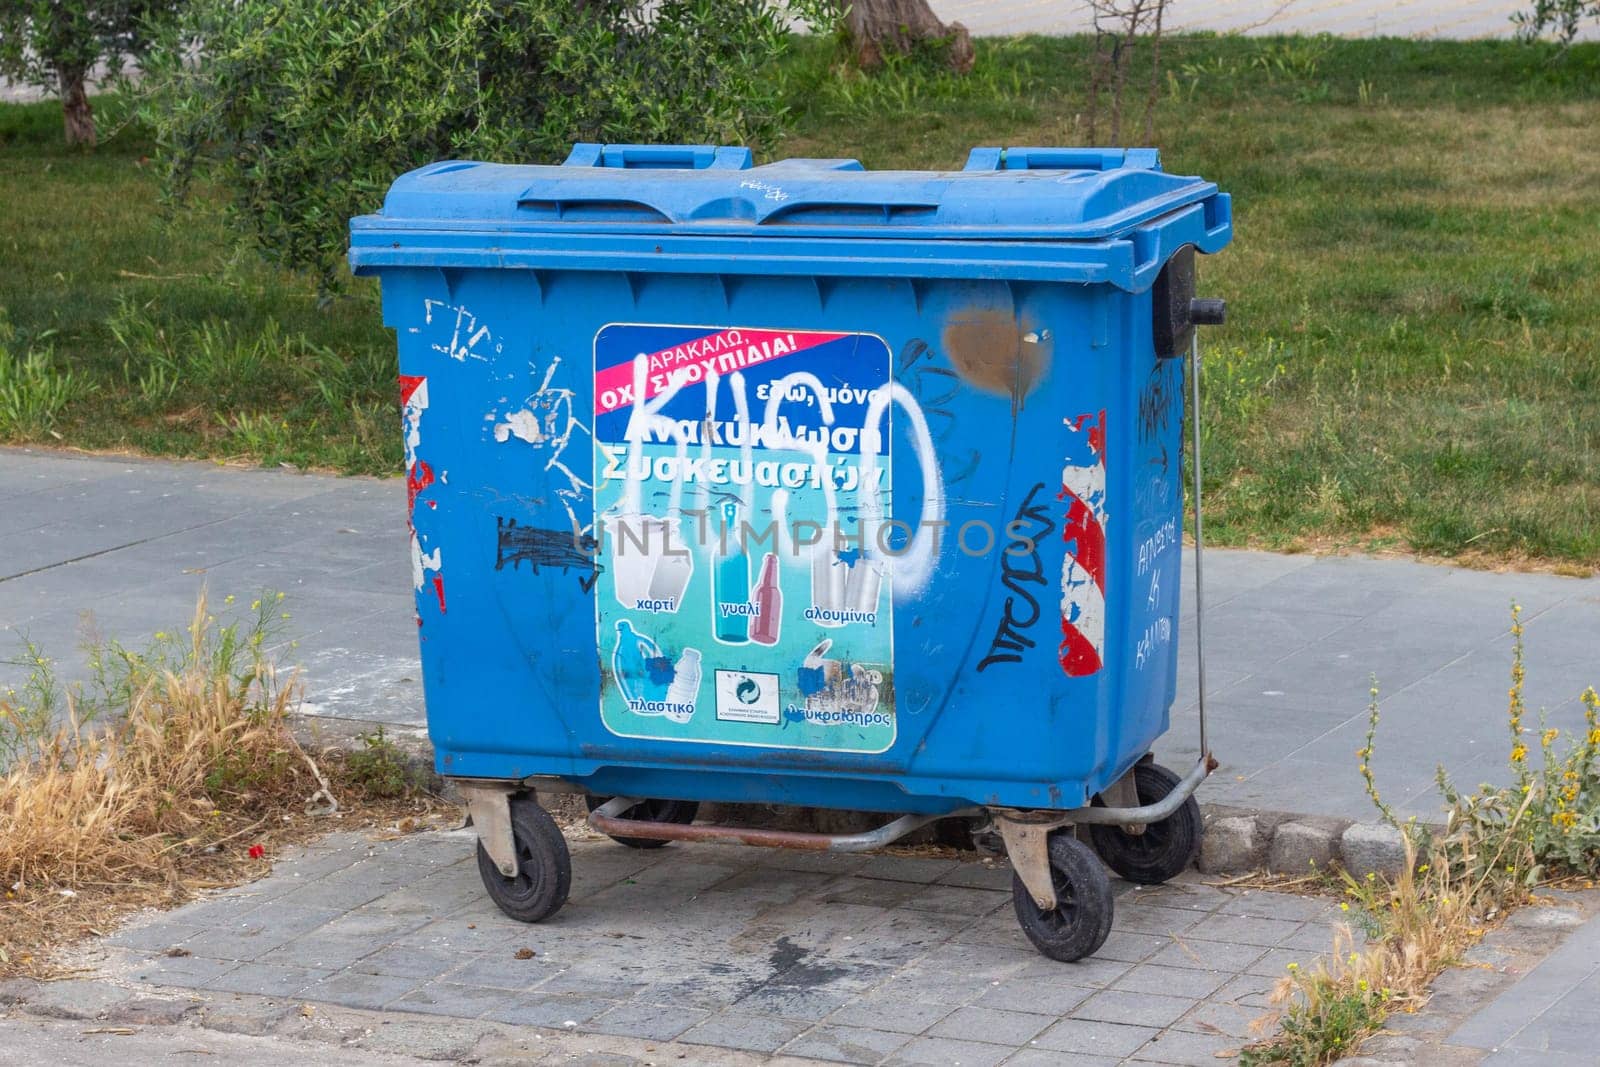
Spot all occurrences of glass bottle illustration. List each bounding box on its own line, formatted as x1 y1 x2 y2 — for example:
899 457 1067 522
751 552 783 646
714 499 750 643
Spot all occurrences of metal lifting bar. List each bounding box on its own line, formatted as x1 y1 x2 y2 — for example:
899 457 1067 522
1074 319 1218 829
587 796 969 852
1189 329 1212 767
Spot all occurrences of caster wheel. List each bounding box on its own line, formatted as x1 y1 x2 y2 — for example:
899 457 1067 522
1089 762 1201 886
477 795 571 923
584 795 700 849
1012 832 1114 962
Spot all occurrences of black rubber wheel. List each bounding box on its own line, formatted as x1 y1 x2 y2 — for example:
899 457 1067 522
1089 762 1202 886
1012 831 1115 962
584 795 700 849
476 795 571 923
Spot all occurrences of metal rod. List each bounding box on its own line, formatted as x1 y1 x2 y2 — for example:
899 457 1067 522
1188 331 1210 761
1057 755 1211 826
587 797 964 853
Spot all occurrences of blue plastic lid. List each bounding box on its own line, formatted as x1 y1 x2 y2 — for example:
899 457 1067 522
351 143 1233 291
368 143 1217 242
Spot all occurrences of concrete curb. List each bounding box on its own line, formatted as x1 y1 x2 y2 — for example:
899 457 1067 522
293 713 1416 878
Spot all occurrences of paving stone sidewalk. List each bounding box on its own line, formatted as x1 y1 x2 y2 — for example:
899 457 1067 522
5 447 1598 822
12 812 1599 1066
44 828 1370 1066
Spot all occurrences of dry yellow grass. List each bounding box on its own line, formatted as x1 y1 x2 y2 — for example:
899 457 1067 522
1242 833 1502 1065
0 594 429 976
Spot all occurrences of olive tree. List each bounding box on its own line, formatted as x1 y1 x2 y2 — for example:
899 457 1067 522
1515 0 1599 45
843 0 973 74
136 0 834 288
0 0 181 146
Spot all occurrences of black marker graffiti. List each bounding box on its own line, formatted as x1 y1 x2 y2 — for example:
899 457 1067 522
1148 444 1170 476
495 517 601 593
901 338 981 486
977 483 1057 672
1138 360 1179 444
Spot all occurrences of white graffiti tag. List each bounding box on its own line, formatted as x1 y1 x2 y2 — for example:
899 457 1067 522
613 353 946 601
492 356 594 538
423 300 501 362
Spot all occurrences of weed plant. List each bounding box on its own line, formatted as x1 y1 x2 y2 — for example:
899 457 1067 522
1243 606 1600 1064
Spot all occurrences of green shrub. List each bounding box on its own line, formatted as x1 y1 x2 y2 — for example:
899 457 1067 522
135 0 835 288
343 726 421 800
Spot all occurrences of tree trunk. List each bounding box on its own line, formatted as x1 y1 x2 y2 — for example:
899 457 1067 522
844 0 974 74
59 69 96 148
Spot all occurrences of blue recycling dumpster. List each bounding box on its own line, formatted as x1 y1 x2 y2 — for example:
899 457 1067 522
351 142 1231 961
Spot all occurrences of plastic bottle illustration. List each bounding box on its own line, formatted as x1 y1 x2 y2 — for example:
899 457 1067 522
612 620 671 703
714 499 750 643
663 648 701 722
751 553 783 646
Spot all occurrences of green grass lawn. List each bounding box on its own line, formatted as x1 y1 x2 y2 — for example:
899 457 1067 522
0 103 399 474
2 35 1598 568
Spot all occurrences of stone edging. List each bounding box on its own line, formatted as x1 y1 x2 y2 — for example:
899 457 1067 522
1198 805 1415 879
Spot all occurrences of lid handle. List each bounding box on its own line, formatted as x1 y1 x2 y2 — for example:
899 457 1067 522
759 198 940 226
562 143 753 170
962 147 1161 172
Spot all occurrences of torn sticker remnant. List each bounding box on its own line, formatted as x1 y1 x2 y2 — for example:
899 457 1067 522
1058 410 1107 677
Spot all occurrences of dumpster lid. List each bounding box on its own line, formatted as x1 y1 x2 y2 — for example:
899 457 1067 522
367 143 1219 243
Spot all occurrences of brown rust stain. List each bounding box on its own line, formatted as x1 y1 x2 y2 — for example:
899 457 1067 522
941 308 1053 407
